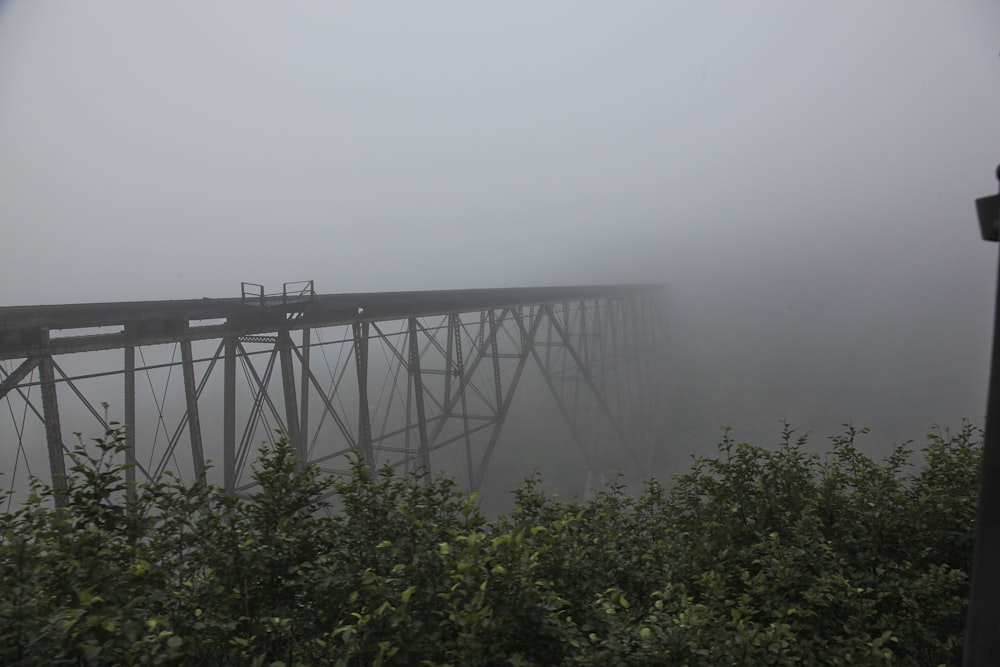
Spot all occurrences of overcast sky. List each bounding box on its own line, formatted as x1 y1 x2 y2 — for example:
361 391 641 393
2 1 1000 453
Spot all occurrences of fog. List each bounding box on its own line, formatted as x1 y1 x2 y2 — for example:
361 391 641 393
2 1 1000 493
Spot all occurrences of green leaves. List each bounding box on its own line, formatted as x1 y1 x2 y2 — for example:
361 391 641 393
0 422 982 665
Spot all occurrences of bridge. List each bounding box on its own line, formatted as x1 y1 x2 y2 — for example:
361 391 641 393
0 283 666 503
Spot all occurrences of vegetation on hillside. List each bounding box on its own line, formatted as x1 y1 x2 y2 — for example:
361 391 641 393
0 422 981 666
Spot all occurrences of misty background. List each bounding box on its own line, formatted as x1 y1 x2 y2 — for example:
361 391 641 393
2 1 1000 495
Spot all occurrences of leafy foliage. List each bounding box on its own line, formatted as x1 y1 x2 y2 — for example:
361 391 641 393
0 421 981 665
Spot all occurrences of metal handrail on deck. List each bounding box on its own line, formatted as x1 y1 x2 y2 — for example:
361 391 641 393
240 281 315 306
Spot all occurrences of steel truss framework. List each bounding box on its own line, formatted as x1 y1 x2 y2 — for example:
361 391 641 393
0 285 666 503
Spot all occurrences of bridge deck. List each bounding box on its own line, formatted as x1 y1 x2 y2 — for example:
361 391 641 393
0 284 664 359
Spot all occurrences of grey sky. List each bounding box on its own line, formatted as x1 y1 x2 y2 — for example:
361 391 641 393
1 1 999 451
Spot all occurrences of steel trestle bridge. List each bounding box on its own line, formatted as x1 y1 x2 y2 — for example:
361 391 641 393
0 283 666 502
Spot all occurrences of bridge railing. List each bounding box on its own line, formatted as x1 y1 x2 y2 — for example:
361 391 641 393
240 282 265 306
241 280 316 307
282 280 315 302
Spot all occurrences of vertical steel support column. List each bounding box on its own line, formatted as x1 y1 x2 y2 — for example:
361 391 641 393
124 345 136 500
180 339 206 481
299 328 311 456
278 330 302 458
544 304 555 370
592 299 608 397
39 354 68 505
488 310 503 412
444 315 455 414
451 315 474 485
404 356 414 474
518 307 526 350
571 301 583 409
353 321 374 469
609 299 625 424
408 317 431 474
224 337 236 494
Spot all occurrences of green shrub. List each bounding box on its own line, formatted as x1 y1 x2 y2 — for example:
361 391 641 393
0 421 981 666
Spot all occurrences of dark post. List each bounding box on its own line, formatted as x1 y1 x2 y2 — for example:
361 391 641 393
278 330 302 457
223 337 236 494
180 340 206 482
353 321 374 470
966 163 1000 666
407 317 431 474
124 345 136 501
299 327 311 459
39 354 68 506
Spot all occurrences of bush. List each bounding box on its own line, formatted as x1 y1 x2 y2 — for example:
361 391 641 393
0 421 981 666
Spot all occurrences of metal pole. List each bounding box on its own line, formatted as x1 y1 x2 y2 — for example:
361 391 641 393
488 310 503 415
353 321 374 470
452 315 474 487
278 330 302 457
124 345 136 501
39 353 68 506
965 164 1000 666
444 314 455 414
224 337 236 494
300 328 311 457
180 339 206 482
408 317 431 474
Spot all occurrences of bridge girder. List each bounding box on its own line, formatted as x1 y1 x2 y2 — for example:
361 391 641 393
0 285 667 504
